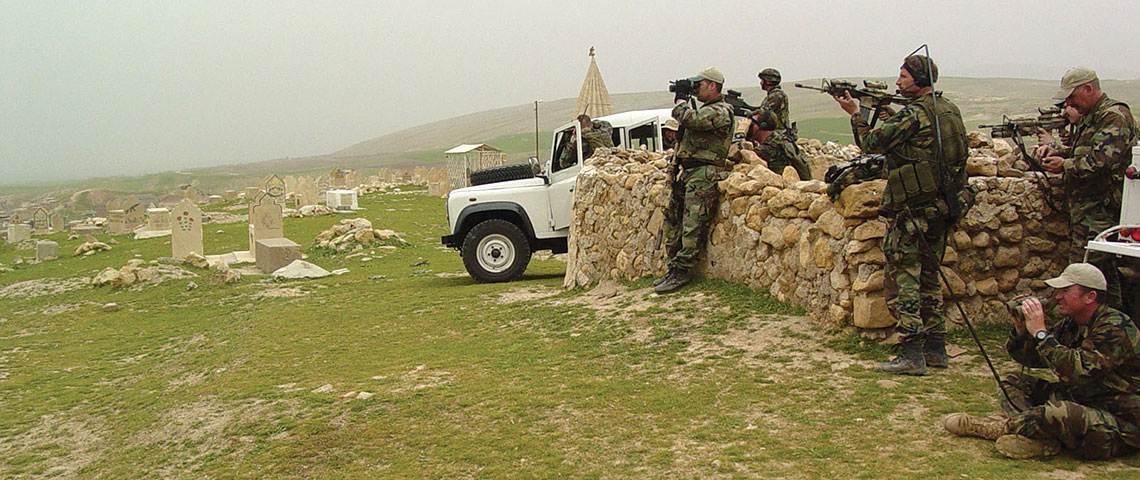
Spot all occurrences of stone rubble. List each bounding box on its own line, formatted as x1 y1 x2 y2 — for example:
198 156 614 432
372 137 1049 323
93 259 196 288
564 133 1070 330
311 218 406 252
74 240 112 256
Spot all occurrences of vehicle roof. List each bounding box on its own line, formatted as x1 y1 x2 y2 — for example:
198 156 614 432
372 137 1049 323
555 108 672 131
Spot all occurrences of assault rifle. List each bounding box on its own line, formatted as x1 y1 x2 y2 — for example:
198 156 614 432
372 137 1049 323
794 79 910 129
724 89 759 117
977 106 1068 172
823 154 886 200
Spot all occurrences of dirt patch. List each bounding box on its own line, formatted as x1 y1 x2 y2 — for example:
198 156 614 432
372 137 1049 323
496 284 561 304
433 271 467 278
0 412 106 478
250 285 323 298
0 277 91 299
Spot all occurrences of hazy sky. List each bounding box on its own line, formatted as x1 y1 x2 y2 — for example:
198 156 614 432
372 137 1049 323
3 1 1139 184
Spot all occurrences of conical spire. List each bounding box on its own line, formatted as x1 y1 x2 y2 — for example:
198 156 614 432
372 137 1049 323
574 47 615 118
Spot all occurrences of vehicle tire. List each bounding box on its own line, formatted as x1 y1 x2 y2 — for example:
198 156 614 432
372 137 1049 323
461 219 532 282
468 164 535 186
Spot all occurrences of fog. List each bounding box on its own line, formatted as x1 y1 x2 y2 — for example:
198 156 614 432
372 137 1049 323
3 0 1138 184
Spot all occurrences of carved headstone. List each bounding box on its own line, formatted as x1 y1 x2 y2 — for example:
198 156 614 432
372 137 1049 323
284 175 297 195
49 212 64 232
7 224 32 243
32 208 50 234
248 192 284 257
124 204 145 230
9 210 26 225
329 168 346 189
171 199 204 260
146 208 172 231
316 175 330 197
263 175 286 202
107 210 128 235
35 240 58 262
298 178 318 207
346 171 361 189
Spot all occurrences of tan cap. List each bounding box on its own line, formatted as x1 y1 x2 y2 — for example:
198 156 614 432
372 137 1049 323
689 67 725 85
1045 262 1107 291
662 119 680 131
1052 66 1098 100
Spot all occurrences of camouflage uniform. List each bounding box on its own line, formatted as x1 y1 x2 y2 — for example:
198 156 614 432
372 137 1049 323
1056 95 1138 310
1001 304 1140 459
760 85 790 133
851 92 967 341
663 94 735 272
758 131 812 180
581 119 615 159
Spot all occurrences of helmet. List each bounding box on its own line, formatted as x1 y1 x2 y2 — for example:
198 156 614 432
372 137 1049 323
902 55 939 88
750 109 779 131
758 68 781 84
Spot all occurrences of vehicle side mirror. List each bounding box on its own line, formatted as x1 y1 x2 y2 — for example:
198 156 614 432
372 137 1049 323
532 156 546 176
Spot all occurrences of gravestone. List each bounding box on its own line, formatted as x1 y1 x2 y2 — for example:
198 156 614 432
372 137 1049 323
32 208 50 234
346 171 361 189
298 178 318 207
263 175 286 203
124 204 145 230
329 168 346 189
316 175 330 197
248 192 283 257
49 212 64 232
171 199 204 260
107 210 128 235
223 190 239 201
146 208 172 231
35 240 58 262
326 189 359 210
10 210 26 225
7 224 31 243
284 175 297 195
184 186 201 204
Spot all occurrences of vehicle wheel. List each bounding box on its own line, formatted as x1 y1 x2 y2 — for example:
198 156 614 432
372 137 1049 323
461 219 532 282
468 164 535 186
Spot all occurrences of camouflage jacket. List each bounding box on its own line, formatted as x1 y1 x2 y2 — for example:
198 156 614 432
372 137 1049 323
1006 304 1140 426
1058 95 1138 220
581 120 615 160
672 95 735 166
761 85 790 132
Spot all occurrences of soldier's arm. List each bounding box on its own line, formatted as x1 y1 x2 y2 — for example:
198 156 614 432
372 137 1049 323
1037 314 1134 383
673 102 732 132
1006 330 1047 368
850 106 921 154
1064 107 1135 179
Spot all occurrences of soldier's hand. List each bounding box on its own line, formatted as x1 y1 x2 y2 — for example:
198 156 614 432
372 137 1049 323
1020 297 1047 335
1042 155 1065 174
834 91 859 116
877 106 895 122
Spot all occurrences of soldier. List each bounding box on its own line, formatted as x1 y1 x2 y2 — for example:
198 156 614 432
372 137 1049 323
654 67 735 294
757 68 789 133
944 263 1140 459
747 109 812 180
832 54 969 375
577 114 615 160
662 119 680 151
1034 67 1138 314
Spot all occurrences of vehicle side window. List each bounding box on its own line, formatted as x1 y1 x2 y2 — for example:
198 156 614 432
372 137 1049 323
611 128 623 148
552 129 579 173
629 123 658 151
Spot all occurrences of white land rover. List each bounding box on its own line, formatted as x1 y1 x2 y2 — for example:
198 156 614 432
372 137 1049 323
442 108 673 282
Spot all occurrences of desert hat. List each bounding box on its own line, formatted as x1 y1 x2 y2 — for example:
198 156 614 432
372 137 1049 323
662 119 680 131
1052 67 1098 101
689 67 725 85
1044 262 1107 291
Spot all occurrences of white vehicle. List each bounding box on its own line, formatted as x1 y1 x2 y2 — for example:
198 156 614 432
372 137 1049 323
1085 145 1140 259
442 108 673 282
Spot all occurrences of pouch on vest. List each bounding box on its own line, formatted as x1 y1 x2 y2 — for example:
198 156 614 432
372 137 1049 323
887 162 939 206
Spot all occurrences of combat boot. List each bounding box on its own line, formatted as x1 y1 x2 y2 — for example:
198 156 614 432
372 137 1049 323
995 434 1061 459
652 269 676 288
654 268 692 294
943 413 1009 440
924 334 949 369
874 336 927 376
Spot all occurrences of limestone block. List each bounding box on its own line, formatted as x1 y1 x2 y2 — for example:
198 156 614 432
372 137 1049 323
941 246 958 265
781 166 801 184
793 179 828 194
853 220 886 241
971 232 992 248
782 224 801 247
35 240 58 262
748 165 785 188
975 278 999 296
966 156 998 176
1023 236 1056 253
760 225 784 248
813 238 834 270
939 267 966 297
853 270 885 292
759 186 782 202
1021 257 1049 278
849 247 886 266
994 246 1021 267
836 180 884 218
853 293 893 329
817 210 845 239
993 138 1013 156
256 238 302 274
732 197 751 215
967 130 993 149
845 239 876 255
997 205 1019 223
997 268 1019 292
952 231 972 250
806 195 831 220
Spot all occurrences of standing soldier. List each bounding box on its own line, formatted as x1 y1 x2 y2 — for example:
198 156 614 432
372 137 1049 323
654 67 736 294
1034 67 1139 315
832 54 969 375
757 68 790 133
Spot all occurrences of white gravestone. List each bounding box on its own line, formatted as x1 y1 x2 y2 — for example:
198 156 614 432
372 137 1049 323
146 208 172 231
171 199 204 260
248 192 284 257
326 189 359 210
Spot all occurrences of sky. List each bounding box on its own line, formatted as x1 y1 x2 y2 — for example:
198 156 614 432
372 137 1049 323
3 0 1139 184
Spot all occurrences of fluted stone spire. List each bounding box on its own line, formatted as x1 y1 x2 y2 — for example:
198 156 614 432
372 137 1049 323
574 47 615 118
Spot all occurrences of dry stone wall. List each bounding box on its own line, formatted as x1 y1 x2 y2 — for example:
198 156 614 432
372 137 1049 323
564 136 1072 329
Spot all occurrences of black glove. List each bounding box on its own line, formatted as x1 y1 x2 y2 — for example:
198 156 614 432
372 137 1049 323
674 92 690 103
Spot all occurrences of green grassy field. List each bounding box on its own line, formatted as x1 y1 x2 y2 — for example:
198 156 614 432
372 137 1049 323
2 191 1139 478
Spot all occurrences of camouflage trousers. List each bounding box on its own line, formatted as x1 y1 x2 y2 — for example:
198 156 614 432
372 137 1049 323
1001 372 1140 459
1069 209 1125 312
759 134 812 181
882 208 947 339
663 164 726 272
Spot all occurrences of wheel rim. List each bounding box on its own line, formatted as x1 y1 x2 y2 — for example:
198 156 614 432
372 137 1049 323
476 234 515 274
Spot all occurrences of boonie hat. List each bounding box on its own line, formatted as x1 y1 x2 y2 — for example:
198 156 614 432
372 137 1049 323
1052 67 1098 100
662 119 680 131
1045 262 1107 291
689 67 725 85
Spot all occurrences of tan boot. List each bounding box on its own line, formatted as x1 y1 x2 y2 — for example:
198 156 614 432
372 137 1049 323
943 413 1009 440
995 434 1061 459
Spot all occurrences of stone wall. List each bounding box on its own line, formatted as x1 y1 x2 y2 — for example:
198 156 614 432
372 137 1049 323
564 136 1072 329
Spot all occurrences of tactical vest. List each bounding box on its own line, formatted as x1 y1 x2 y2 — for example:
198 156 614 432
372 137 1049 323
1069 98 1138 212
676 96 736 167
883 94 969 216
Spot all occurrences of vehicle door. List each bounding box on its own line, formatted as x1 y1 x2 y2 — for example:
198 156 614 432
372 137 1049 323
548 123 582 231
626 117 662 152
